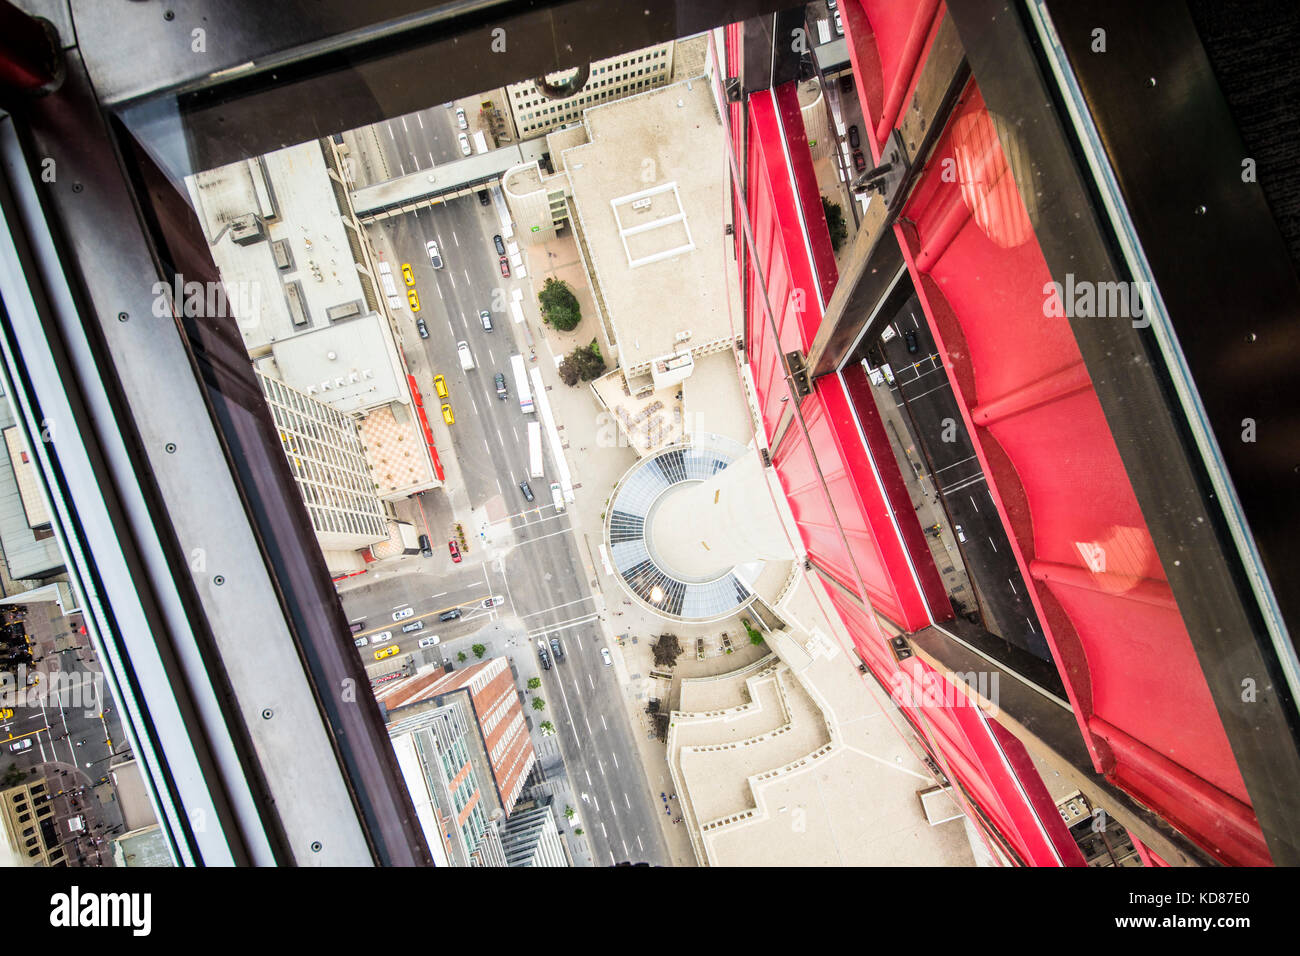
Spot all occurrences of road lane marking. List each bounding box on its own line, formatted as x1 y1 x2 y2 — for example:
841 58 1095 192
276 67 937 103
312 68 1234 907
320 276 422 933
401 116 409 132
970 495 979 512
588 673 595 690
625 792 631 808
598 760 605 776
613 751 619 769
519 596 596 619
1008 578 1017 595
586 769 592 785
637 835 643 852
601 714 608 730
988 537 998 552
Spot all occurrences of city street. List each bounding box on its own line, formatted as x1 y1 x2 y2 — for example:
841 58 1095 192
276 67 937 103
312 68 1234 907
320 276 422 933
341 171 671 864
341 103 463 188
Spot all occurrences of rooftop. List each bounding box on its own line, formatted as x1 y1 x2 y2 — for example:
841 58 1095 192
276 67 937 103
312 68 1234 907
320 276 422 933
187 142 375 353
259 312 407 415
562 79 733 372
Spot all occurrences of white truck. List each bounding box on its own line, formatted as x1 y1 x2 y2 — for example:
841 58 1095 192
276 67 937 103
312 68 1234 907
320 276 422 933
550 482 565 513
527 421 543 479
457 341 475 371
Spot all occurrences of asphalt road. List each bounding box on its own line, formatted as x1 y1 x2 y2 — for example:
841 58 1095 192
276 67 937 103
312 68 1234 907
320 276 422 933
342 103 465 188
345 173 670 865
877 294 1051 661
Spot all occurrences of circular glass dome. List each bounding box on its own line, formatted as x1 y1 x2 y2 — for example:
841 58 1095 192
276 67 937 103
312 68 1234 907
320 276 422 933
604 435 761 621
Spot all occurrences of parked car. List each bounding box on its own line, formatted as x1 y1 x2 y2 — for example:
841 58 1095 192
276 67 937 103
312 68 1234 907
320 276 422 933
374 645 400 660
955 524 967 543
455 107 468 130
406 288 420 312
353 635 369 648
401 263 415 285
418 534 432 557
0 707 14 720
480 309 493 331
416 317 429 339
904 329 919 353
834 11 843 35
601 647 613 666
498 256 511 278
519 480 534 502
393 607 415 621
448 539 462 563
848 124 860 149
441 403 455 425
458 132 471 156
538 642 552 671
419 635 442 648
349 621 365 634
550 636 564 661
853 149 867 172
494 373 508 399
426 240 443 269
493 234 505 255
401 620 425 633
438 609 462 622
477 190 490 206
433 374 448 398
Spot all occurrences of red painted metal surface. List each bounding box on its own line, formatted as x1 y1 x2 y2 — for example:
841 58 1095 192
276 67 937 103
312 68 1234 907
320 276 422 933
728 0 1270 865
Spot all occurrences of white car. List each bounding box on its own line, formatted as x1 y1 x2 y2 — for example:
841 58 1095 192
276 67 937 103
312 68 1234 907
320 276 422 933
353 635 369 648
455 107 468 130
425 240 443 270
393 607 415 621
601 647 612 666
480 595 505 609
9 738 32 752
418 635 441 648
458 132 471 156
371 630 393 645
955 524 967 543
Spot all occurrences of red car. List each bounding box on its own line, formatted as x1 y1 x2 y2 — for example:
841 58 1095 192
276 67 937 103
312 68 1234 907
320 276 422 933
498 256 511 278
448 540 462 563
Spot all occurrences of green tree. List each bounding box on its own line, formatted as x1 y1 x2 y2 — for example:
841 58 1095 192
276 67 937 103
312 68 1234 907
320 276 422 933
472 644 486 659
564 805 576 820
557 340 607 386
574 828 584 836
822 196 847 252
743 618 765 645
457 651 467 662
539 721 556 736
531 697 546 711
538 277 582 331
527 677 541 690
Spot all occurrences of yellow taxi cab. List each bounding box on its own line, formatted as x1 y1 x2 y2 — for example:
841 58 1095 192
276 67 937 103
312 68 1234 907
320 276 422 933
0 708 13 720
401 263 415 286
374 645 400 660
433 374 448 398
441 403 455 425
407 288 421 312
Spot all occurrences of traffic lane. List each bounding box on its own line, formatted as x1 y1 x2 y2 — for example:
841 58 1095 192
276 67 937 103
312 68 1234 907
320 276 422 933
507 530 663 862
546 624 665 864
366 604 502 663
341 570 489 631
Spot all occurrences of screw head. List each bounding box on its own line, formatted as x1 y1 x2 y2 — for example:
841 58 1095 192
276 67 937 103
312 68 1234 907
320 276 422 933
310 841 323 853
117 312 129 322
261 708 273 720
71 182 83 193
213 575 225 586
164 10 175 21
164 442 177 454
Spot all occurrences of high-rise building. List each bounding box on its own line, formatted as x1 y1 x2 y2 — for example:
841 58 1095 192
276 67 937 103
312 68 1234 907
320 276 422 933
1 777 67 867
507 42 675 139
388 696 507 867
719 2 1300 867
380 657 536 817
257 372 389 560
498 797 568 867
